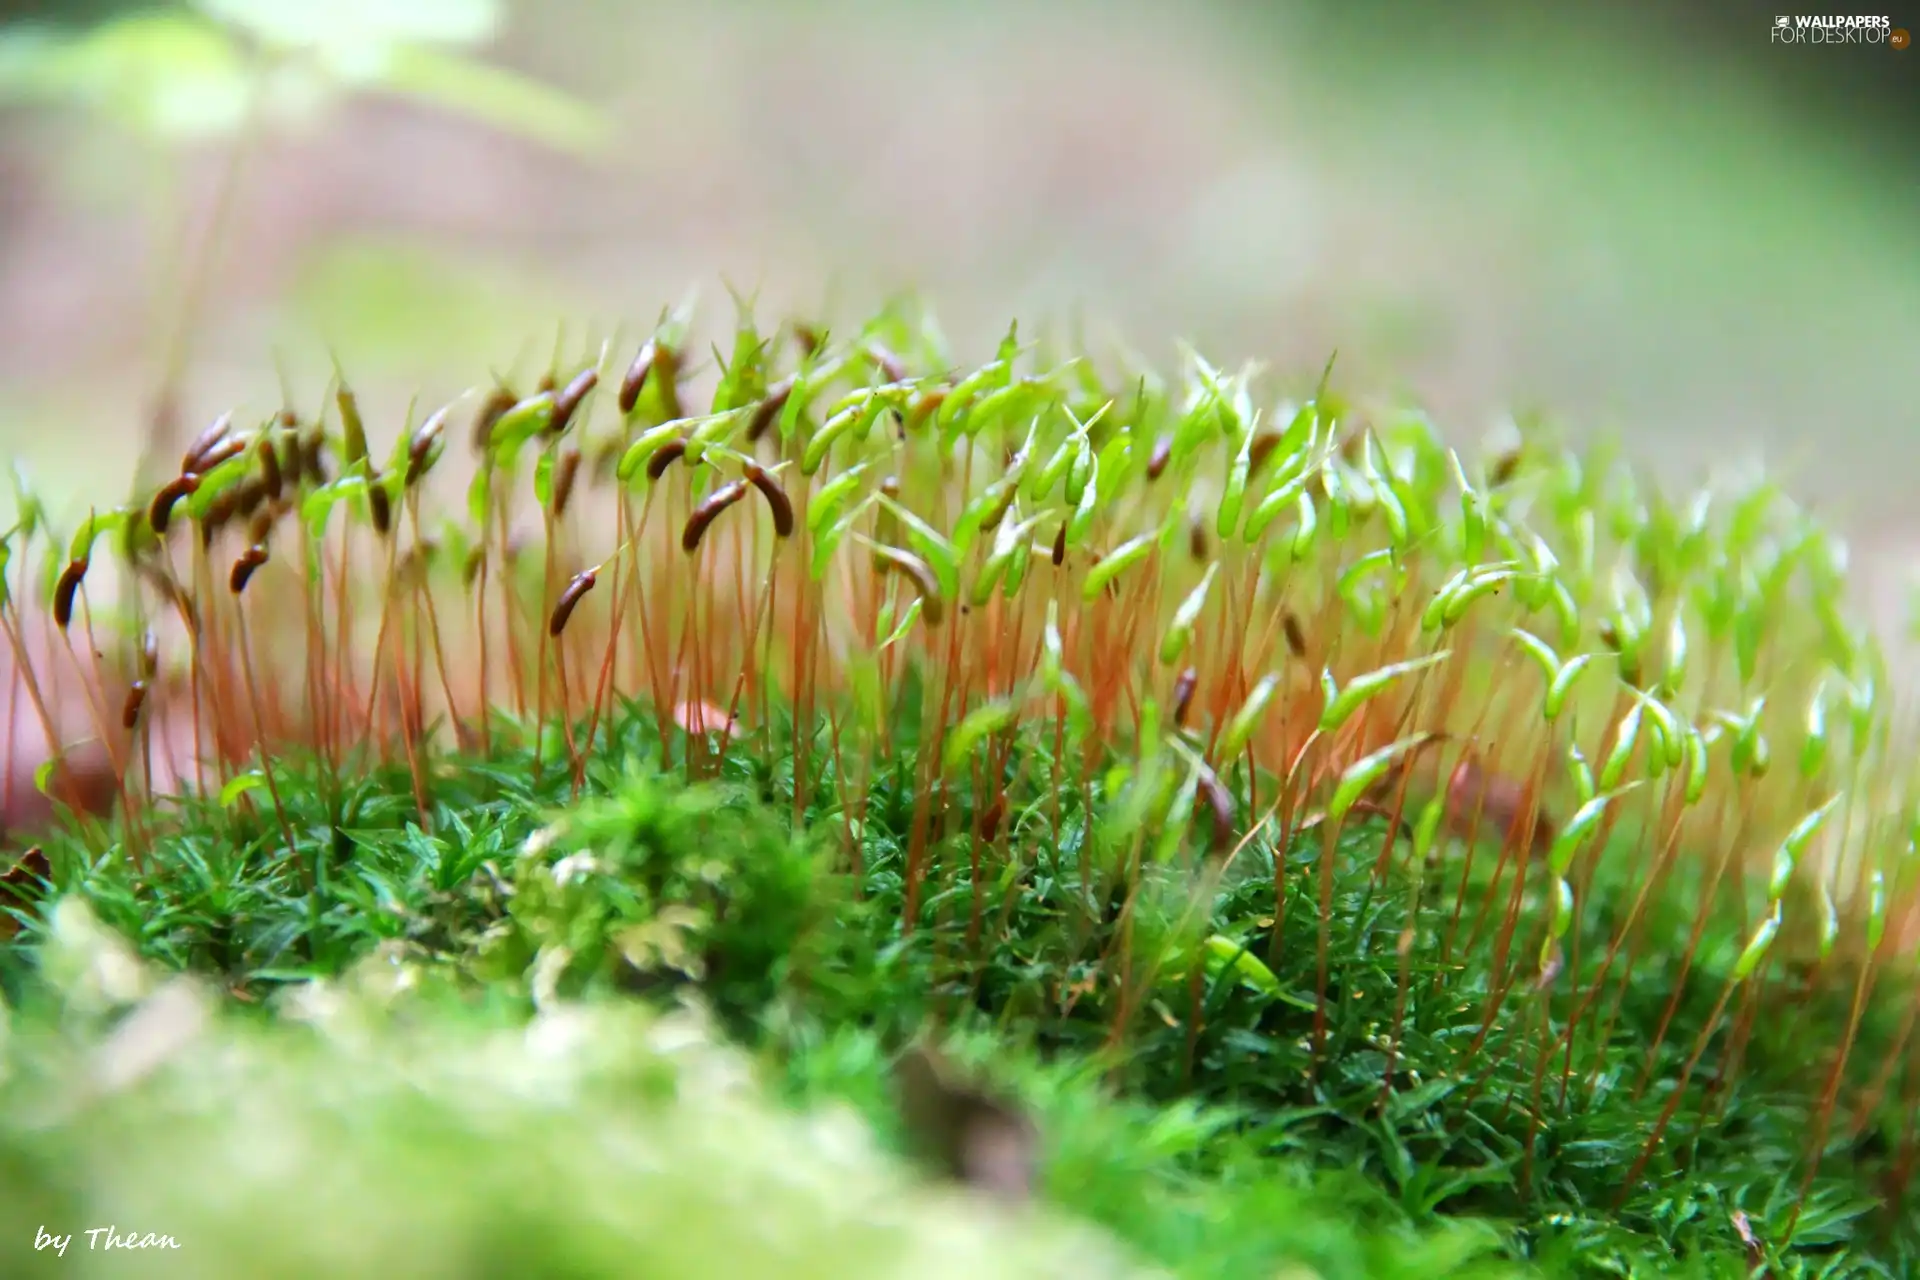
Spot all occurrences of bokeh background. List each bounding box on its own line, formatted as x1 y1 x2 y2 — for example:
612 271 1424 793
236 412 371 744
0 0 1914 633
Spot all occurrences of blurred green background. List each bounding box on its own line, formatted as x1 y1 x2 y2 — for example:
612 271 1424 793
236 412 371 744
0 0 1914 630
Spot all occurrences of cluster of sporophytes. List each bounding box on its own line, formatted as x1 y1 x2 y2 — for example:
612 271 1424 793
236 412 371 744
0 296 1916 1275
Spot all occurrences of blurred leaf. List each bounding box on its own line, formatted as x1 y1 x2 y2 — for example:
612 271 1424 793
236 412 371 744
193 0 602 157
0 14 253 141
195 0 501 56
0 24 54 93
2 3 599 161
376 45 608 158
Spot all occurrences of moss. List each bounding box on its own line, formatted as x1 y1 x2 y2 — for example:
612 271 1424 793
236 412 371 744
0 301 1915 1276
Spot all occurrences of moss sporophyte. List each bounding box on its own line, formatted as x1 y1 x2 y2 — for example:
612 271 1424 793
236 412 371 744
0 297 1914 1276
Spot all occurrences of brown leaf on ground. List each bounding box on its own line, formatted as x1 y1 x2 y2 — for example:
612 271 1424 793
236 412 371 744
670 699 738 737
0 843 50 939
894 1041 1038 1204
1 612 135 839
1 614 200 843
1444 756 1556 858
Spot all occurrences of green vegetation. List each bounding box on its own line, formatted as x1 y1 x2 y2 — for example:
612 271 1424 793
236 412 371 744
0 297 1915 1277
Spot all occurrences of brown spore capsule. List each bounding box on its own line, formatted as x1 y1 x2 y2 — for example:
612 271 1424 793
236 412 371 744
1489 448 1522 487
229 544 268 595
1282 610 1307 659
181 412 234 475
980 481 1018 535
52 559 88 630
121 680 148 730
618 340 655 415
548 366 598 436
873 546 945 626
368 481 393 536
1146 435 1173 481
976 795 1006 843
1198 768 1235 853
1051 524 1067 567
406 405 449 487
233 476 267 522
747 377 793 442
246 508 275 547
198 489 238 548
471 386 515 454
744 461 794 537
646 438 688 481
551 448 582 518
682 480 750 553
396 541 435 590
300 426 330 485
149 474 200 535
866 342 908 383
1247 429 1284 476
1171 666 1198 728
625 340 683 419
548 569 598 637
190 436 247 476
1188 516 1208 563
256 436 283 501
278 429 303 492
905 387 946 430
